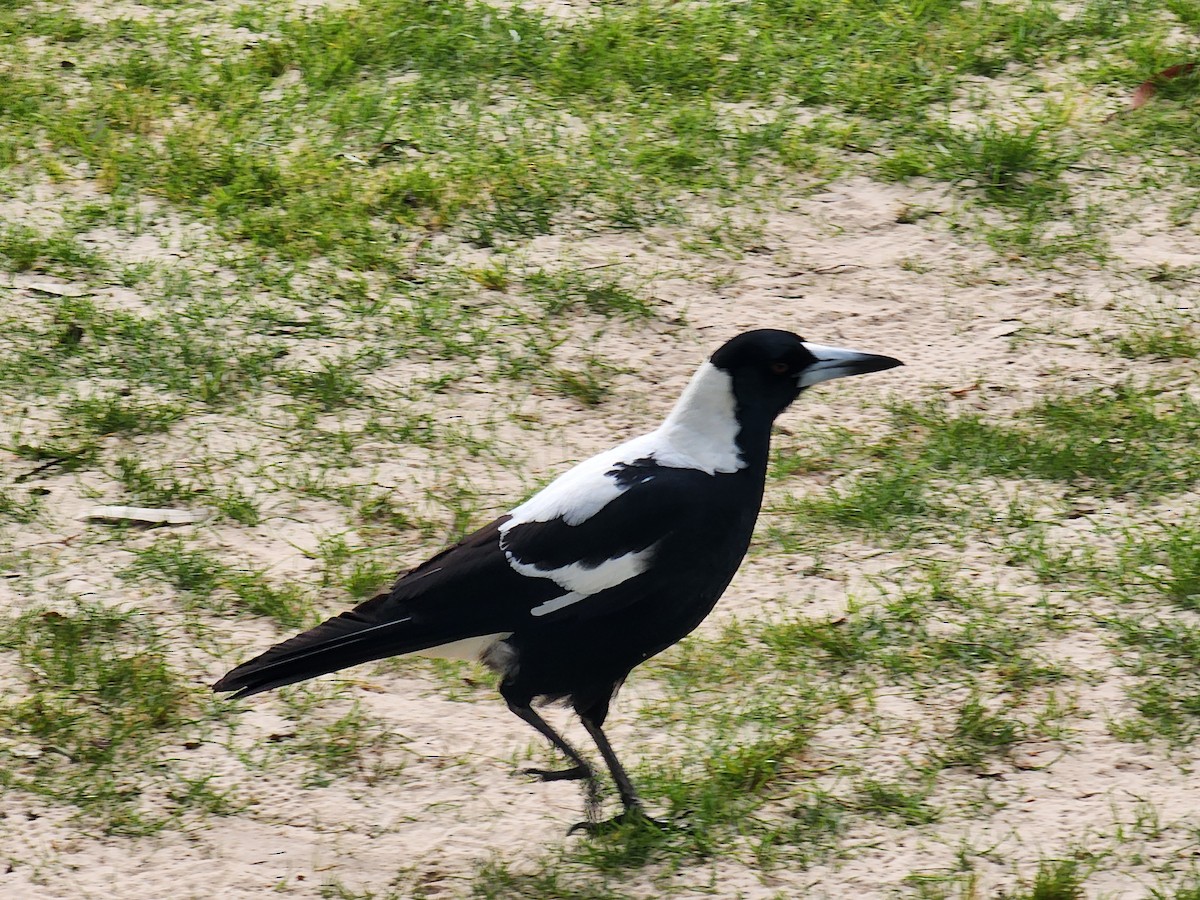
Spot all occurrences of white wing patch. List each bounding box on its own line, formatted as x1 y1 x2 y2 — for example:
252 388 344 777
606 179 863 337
505 432 660 527
530 591 584 617
501 533 657 618
506 546 655 595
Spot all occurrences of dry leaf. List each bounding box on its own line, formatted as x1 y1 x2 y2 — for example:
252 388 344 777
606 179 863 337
82 506 209 525
1128 62 1198 112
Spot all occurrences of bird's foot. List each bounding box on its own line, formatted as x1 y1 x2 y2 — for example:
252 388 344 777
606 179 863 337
568 805 666 836
523 763 592 782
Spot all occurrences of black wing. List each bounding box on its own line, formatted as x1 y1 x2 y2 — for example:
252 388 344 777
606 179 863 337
213 463 709 697
497 461 705 622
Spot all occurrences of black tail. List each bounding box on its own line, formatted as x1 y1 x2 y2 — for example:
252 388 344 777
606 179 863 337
213 601 426 699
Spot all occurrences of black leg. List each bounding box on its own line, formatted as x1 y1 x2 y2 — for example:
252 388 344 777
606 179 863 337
568 699 666 835
505 700 595 786
579 713 642 812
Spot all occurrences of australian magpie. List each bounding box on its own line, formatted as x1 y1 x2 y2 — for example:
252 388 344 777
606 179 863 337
213 329 901 829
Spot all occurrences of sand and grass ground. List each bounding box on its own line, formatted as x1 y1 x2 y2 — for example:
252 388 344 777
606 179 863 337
1 0 1199 897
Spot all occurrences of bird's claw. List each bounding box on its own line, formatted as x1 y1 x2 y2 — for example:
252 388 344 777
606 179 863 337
568 806 666 836
523 763 591 782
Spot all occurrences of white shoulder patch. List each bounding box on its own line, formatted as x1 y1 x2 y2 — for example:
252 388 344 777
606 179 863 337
502 363 742 532
504 432 661 528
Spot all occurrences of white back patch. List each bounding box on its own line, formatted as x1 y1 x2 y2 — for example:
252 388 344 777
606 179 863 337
654 362 743 475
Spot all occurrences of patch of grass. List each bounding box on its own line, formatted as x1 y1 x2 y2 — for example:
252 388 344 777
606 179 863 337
784 386 1200 549
471 858 637 900
356 491 413 534
1 293 283 406
277 355 373 412
1001 514 1096 586
903 871 983 900
225 572 311 628
789 459 946 541
770 427 859 479
64 392 186 436
167 774 242 818
853 777 941 826
129 539 225 597
0 485 43 523
1101 60 1200 223
114 456 203 507
213 485 261 526
127 539 310 626
275 692 407 788
1114 321 1200 360
0 601 195 832
15 0 1163 270
1005 859 1085 900
9 437 98 477
885 122 1071 208
753 790 847 870
550 359 615 407
759 570 1058 692
524 268 655 320
1119 518 1200 611
1154 882 1200 900
315 533 394 599
910 385 1200 494
1110 615 1200 743
942 694 1024 768
0 224 104 275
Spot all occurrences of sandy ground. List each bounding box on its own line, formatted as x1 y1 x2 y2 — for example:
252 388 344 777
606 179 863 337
2 2 1199 899
4 167 1199 896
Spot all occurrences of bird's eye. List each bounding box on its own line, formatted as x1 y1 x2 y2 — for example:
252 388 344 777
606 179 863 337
769 361 790 375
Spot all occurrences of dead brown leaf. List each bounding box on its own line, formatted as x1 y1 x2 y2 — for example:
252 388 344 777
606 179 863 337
1126 62 1198 113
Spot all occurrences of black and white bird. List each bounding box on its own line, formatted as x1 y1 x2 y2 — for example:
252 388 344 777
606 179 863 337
214 329 901 829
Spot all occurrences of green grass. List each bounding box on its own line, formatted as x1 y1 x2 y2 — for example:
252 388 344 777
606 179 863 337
0 601 204 833
1008 859 1086 900
779 384 1200 548
63 392 186 436
2 0 1180 267
884 121 1072 207
271 689 409 788
0 224 105 274
1111 615 1200 743
1156 883 1200 900
127 538 311 626
1114 312 1200 360
853 777 941 826
1119 518 1200 611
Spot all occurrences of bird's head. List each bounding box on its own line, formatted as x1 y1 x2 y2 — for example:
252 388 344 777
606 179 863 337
710 328 903 423
659 329 902 475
